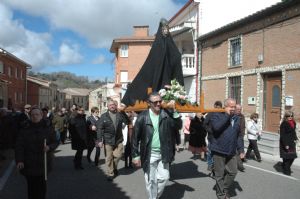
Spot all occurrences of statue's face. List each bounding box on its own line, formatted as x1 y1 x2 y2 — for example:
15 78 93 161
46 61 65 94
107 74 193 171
162 25 169 37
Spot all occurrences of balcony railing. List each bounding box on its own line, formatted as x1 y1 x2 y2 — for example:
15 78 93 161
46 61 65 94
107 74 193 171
182 54 196 76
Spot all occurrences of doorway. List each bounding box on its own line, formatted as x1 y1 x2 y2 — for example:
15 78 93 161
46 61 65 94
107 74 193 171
263 73 281 132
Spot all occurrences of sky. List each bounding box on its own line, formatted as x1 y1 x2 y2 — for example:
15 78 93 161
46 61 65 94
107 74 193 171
0 0 281 81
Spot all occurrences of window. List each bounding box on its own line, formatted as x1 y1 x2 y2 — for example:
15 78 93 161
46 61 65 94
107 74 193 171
229 37 242 67
272 85 281 107
8 66 11 77
19 92 23 102
15 92 18 102
120 71 128 83
120 45 128 57
15 67 18 79
0 61 3 74
228 76 241 104
20 69 23 79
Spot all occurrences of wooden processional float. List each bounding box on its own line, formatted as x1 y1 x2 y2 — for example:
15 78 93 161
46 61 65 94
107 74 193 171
123 88 224 113
120 19 224 114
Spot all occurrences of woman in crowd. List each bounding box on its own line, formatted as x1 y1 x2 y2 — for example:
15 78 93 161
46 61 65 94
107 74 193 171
245 113 262 162
70 106 88 170
183 114 192 150
188 113 207 160
15 107 58 199
280 110 298 175
86 107 101 166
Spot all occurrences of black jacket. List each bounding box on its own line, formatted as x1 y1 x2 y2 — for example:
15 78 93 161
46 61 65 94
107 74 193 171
96 111 129 146
87 115 99 147
70 114 88 150
132 109 182 172
15 119 58 176
280 120 298 159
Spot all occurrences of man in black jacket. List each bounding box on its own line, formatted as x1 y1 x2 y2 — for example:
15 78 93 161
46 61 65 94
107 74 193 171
132 93 182 199
96 100 129 181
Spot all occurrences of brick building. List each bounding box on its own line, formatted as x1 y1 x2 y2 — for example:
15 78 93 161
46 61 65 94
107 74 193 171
27 76 58 109
110 26 155 100
0 48 31 110
197 1 300 154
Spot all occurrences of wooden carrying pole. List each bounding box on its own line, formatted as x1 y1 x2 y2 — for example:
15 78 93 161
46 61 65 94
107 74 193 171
124 90 225 113
44 139 47 181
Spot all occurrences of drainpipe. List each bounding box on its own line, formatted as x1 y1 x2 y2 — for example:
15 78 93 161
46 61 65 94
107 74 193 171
195 2 200 103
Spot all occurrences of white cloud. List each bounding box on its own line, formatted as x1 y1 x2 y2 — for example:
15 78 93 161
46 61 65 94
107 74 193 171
200 0 281 34
0 4 56 71
0 0 283 72
1 0 182 48
92 54 106 64
58 42 83 65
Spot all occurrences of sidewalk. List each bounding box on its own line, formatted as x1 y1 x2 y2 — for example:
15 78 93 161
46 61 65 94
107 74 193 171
260 152 300 167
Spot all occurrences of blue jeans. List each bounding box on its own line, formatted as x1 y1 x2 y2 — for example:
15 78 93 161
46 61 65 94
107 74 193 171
144 151 170 199
207 143 214 167
55 130 61 142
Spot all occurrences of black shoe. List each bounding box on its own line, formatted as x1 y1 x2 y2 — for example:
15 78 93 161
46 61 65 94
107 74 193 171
238 167 245 172
75 165 84 170
87 157 92 163
257 159 262 162
107 176 114 181
114 169 119 177
207 165 213 172
283 170 291 176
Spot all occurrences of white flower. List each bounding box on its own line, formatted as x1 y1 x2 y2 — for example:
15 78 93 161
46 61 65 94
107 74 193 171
159 89 167 97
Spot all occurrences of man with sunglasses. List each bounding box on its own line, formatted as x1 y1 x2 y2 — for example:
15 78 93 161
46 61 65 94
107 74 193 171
132 92 182 199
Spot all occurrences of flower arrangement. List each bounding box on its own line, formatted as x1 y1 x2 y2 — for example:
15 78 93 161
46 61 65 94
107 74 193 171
158 79 190 105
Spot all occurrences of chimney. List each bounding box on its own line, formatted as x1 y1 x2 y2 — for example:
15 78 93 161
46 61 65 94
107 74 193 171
133 26 149 37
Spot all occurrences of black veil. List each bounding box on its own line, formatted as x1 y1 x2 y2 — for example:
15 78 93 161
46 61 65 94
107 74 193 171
121 19 184 106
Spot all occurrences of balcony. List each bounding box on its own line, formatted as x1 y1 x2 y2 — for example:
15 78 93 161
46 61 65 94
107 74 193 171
182 54 196 76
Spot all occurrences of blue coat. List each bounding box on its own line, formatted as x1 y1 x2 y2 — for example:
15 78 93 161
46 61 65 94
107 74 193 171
209 112 244 156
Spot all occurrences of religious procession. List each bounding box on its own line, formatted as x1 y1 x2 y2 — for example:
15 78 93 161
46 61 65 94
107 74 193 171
1 1 300 199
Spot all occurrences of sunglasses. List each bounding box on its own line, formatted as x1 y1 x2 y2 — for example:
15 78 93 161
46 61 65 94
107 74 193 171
150 100 162 105
286 115 293 117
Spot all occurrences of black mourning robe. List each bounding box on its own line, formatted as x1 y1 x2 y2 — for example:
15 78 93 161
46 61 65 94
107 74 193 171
121 20 184 106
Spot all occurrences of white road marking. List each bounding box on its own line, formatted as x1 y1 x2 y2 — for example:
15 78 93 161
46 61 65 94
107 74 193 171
244 164 299 181
0 161 15 191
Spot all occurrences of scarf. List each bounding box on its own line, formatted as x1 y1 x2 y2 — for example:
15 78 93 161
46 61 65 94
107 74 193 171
288 120 295 129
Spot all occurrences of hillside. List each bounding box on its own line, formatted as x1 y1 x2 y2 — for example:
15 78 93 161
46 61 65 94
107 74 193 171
28 71 109 89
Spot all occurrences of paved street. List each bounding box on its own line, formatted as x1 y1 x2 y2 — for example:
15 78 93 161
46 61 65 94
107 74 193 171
1 141 300 199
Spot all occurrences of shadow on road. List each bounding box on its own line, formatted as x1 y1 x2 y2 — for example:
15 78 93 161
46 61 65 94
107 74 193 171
160 160 207 198
161 180 195 199
46 156 131 199
212 180 243 198
169 160 209 180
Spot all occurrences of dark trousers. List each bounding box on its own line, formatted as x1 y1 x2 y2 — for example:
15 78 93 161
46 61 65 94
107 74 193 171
60 130 67 144
236 153 244 170
124 143 132 167
87 146 101 165
25 175 46 199
213 152 237 199
246 139 261 160
282 158 295 174
74 149 83 167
